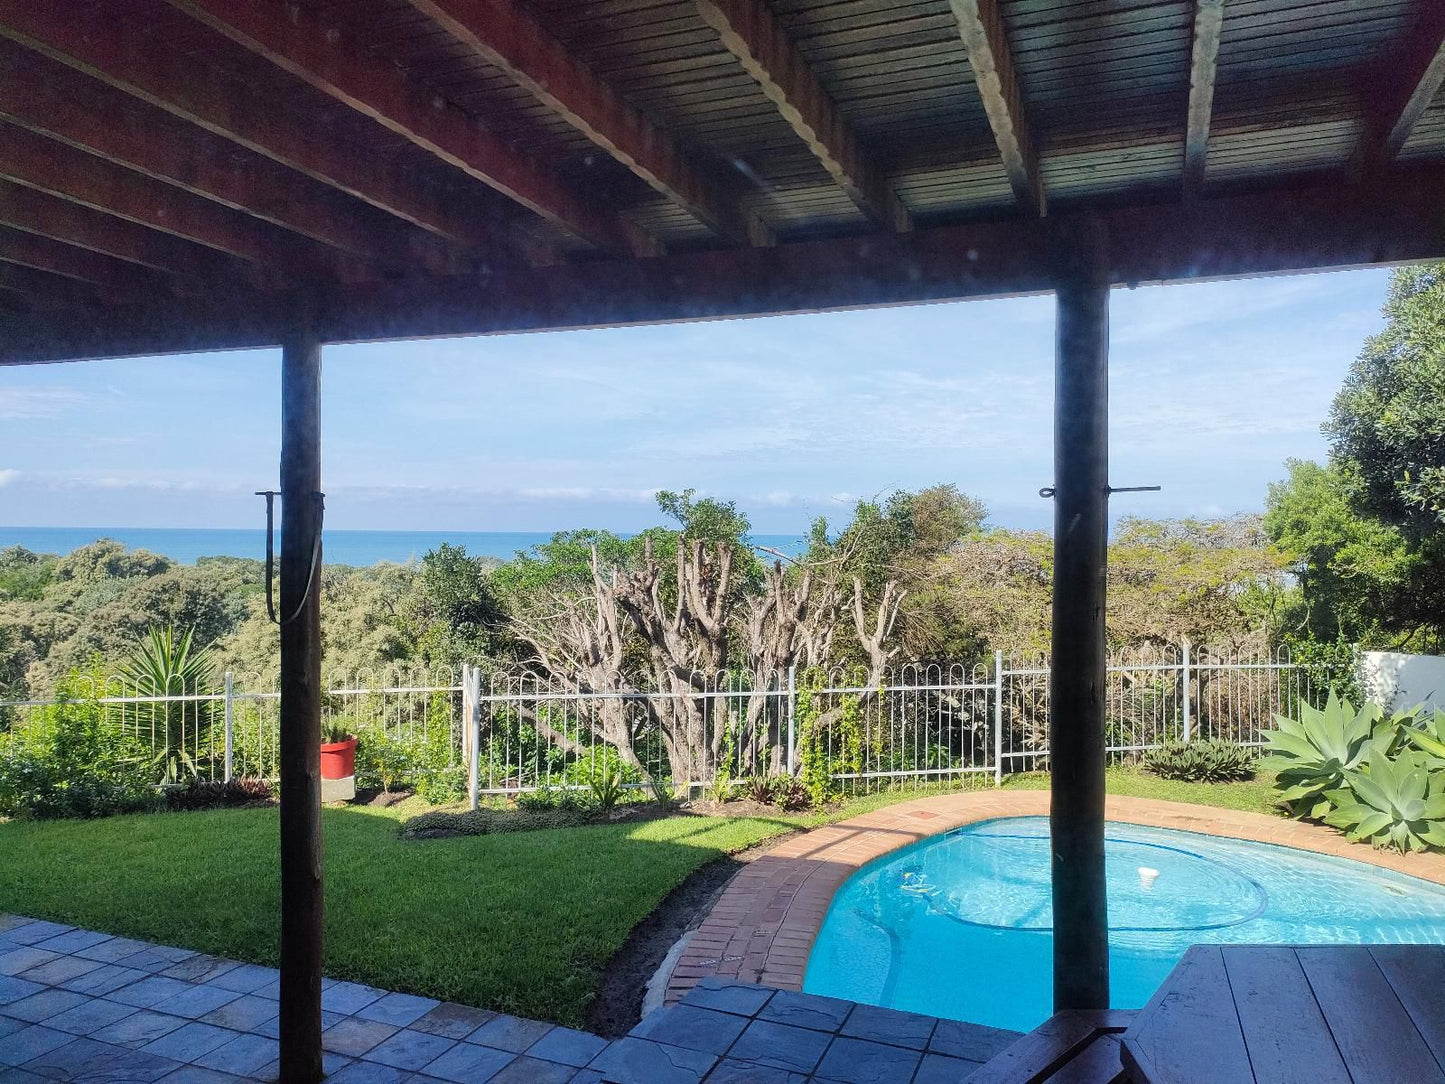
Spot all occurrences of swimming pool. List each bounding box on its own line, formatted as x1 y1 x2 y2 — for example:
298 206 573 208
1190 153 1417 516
803 816 1445 1032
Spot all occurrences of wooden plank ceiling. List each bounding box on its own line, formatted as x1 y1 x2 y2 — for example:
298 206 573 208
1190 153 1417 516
2 0 1444 362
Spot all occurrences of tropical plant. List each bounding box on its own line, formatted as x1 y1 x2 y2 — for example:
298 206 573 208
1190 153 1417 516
1143 739 1256 783
1401 709 1445 760
1323 748 1445 853
1261 692 1399 818
648 776 683 808
739 775 777 804
322 720 357 744
121 626 216 783
588 760 625 811
768 775 811 812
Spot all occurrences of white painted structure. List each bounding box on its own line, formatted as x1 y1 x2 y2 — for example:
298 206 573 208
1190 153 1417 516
1359 651 1445 713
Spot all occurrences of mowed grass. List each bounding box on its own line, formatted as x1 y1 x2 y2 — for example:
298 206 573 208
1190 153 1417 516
0 771 1284 1025
0 803 797 1026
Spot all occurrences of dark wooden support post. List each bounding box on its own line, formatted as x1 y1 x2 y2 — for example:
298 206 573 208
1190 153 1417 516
278 327 324 1083
1049 220 1110 1012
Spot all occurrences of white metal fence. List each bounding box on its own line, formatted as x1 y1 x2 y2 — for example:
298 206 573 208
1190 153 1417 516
0 644 1320 800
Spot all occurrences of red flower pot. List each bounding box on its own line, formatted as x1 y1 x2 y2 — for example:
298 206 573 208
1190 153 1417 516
320 736 357 780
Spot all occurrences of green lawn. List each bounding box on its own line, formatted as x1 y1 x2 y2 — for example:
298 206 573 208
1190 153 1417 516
0 771 1284 1025
1004 765 1283 814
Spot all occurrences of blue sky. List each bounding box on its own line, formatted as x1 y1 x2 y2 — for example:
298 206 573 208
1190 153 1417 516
0 267 1391 534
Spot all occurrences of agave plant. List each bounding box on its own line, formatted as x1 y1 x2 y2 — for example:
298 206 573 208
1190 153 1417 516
121 626 216 784
1402 709 1445 760
1261 692 1398 819
1323 748 1445 853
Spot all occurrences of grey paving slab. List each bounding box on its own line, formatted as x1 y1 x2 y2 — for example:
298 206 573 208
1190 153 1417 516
160 955 242 985
206 964 277 995
489 1053 575 1083
527 1025 609 1068
354 991 440 1027
467 1012 553 1053
684 978 776 1018
0 949 59 978
0 977 44 1007
419 1040 516 1084
727 1020 832 1075
74 936 158 964
120 947 201 975
106 975 195 1008
41 995 138 1036
0 1069 49 1083
151 983 243 1020
836 1004 936 1051
32 929 115 955
0 917 33 935
58 962 150 997
324 1061 414 1084
757 991 855 1034
0 987 91 1023
322 1016 399 1057
197 994 275 1033
360 1027 456 1070
91 1009 189 1048
812 1037 920 1084
159 1067 247 1084
927 1018 1021 1063
320 980 385 1016
0 1024 73 1067
704 1059 808 1084
632 1003 750 1055
246 1008 341 1040
410 1002 497 1040
15 954 104 987
192 1031 278 1076
913 1051 987 1084
22 1036 182 1082
1 921 73 946
0 1017 25 1041
138 1021 242 1063
587 1036 717 1084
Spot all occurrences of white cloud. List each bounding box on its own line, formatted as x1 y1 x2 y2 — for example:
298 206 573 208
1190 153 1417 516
0 388 91 419
0 469 18 487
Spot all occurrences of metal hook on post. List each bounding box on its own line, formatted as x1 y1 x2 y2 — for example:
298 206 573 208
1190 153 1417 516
1038 485 1161 499
256 489 326 626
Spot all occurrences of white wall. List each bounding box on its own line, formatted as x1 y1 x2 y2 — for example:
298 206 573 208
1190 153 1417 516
1358 651 1445 712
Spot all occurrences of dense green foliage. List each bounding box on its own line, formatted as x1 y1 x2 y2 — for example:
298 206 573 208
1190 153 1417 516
1142 739 1256 783
1263 695 1445 852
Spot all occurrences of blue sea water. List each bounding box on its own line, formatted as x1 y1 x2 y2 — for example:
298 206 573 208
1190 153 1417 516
0 525 809 567
804 816 1445 1032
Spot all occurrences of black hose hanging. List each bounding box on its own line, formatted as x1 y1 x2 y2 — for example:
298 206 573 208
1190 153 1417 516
256 489 325 626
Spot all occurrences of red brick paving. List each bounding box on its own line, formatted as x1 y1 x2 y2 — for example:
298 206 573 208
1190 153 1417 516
663 790 1445 1004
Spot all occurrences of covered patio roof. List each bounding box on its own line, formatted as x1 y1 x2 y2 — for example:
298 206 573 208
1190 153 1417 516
1 0 1443 362
4 3 1445 1082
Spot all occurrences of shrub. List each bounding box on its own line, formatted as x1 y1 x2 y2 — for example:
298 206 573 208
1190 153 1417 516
121 627 216 784
354 725 416 794
1260 692 1400 818
768 775 811 812
1143 739 1256 783
739 775 776 804
648 777 683 808
0 672 160 819
588 762 625 811
164 777 272 811
1323 748 1445 853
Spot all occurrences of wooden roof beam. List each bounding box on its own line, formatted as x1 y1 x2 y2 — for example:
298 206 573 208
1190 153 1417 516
694 0 908 232
0 225 166 298
0 50 446 274
409 0 770 247
0 124 359 284
1356 3 1445 173
0 179 262 289
0 1 532 263
162 0 646 256
1184 0 1225 201
947 0 1045 217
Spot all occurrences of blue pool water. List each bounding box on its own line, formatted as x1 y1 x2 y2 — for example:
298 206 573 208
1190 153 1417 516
803 816 1445 1032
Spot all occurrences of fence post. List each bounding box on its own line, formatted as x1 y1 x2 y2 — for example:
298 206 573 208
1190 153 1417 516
223 671 234 783
994 650 1005 786
1181 639 1192 743
467 666 482 812
786 666 797 775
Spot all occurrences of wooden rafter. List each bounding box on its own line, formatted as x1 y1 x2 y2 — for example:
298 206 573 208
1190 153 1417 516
0 262 107 310
947 0 1044 217
161 0 645 256
8 161 1443 366
410 0 768 246
0 50 441 272
0 1 529 262
694 0 908 232
1184 0 1225 201
0 125 358 283
1357 3 1445 173
0 225 165 297
0 179 262 288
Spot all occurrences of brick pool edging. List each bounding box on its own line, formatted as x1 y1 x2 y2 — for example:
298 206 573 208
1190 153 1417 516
663 790 1445 1004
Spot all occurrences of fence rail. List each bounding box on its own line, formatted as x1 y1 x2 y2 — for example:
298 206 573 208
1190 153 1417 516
0 644 1319 802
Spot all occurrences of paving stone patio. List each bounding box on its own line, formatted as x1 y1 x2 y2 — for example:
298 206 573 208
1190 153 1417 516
1 914 1020 1083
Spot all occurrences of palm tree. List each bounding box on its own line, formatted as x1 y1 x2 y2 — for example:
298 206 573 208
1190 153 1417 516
122 627 216 783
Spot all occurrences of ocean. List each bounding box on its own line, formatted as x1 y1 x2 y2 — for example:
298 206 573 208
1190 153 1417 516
0 526 810 567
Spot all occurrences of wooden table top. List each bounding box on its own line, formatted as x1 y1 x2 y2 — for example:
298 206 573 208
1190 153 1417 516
1121 944 1445 1084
